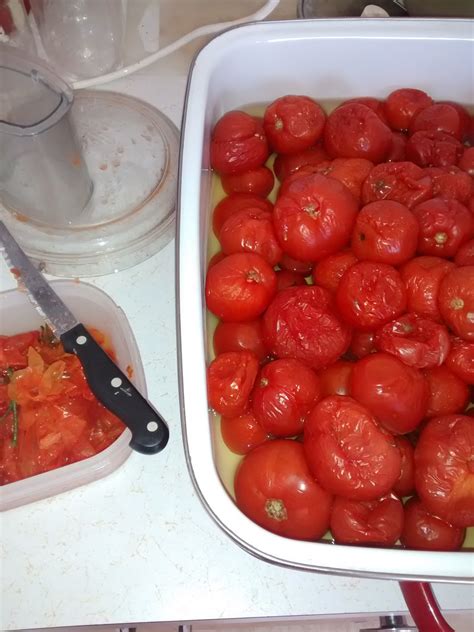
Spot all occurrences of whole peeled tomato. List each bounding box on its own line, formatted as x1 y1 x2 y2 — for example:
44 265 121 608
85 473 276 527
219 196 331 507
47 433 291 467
458 146 474 177
384 88 433 131
425 166 473 204
220 411 269 455
330 494 404 546
324 103 392 163
351 352 429 434
455 239 474 266
303 395 401 500
409 103 466 141
438 266 474 341
406 130 463 168
207 351 259 417
273 144 329 182
210 111 269 175
273 173 359 262
361 161 433 209
445 337 474 385
336 261 407 331
351 200 419 266
412 197 473 259
317 360 353 398
221 166 274 198
318 158 374 201
424 365 470 418
386 132 407 162
374 313 451 369
415 414 474 527
234 439 333 540
393 436 415 497
312 250 358 293
212 193 273 238
213 319 268 362
263 285 351 370
205 253 276 322
263 95 326 154
401 497 466 551
400 256 455 322
252 358 321 437
342 97 389 124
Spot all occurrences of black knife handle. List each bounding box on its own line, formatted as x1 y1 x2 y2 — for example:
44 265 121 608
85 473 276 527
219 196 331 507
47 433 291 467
61 324 169 455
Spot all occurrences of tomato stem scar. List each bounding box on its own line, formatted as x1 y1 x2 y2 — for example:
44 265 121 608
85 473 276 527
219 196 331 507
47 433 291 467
265 498 288 521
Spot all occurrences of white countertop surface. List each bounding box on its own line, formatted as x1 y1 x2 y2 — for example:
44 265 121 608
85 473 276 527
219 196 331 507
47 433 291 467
1 2 474 629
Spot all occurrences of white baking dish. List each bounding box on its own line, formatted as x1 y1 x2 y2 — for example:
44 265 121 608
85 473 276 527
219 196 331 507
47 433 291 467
176 18 474 581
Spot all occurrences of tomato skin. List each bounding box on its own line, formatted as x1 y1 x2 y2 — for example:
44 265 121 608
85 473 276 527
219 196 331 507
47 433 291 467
351 352 429 435
351 200 419 266
263 95 326 154
252 358 321 437
424 166 473 204
234 440 333 540
324 103 392 163
317 360 353 397
424 365 470 418
350 330 376 359
361 161 433 209
263 285 351 370
393 436 415 497
438 266 474 341
221 166 274 198
212 193 273 237
455 239 474 266
312 250 357 293
210 111 269 175
213 319 268 362
336 262 407 331
207 351 259 417
273 173 359 262
374 313 451 369
330 494 404 546
400 256 455 322
410 103 465 140
273 144 329 181
445 338 474 385
219 209 283 266
278 253 313 276
220 411 269 455
458 146 474 176
304 395 401 500
387 132 407 162
406 130 463 168
384 88 433 131
415 414 474 527
275 269 307 291
412 197 473 259
401 497 466 551
318 158 374 201
206 253 277 322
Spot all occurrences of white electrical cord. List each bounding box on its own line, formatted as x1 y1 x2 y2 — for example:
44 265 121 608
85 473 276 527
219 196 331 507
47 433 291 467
72 0 281 90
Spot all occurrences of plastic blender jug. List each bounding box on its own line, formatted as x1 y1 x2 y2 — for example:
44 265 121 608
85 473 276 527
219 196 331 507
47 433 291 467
0 45 93 226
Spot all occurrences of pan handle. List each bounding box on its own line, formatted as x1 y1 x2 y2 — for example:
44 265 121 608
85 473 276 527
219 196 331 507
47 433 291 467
399 582 455 632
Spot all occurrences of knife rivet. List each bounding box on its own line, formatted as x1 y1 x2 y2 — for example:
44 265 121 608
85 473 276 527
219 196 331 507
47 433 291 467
111 377 122 387
147 421 159 432
76 335 87 345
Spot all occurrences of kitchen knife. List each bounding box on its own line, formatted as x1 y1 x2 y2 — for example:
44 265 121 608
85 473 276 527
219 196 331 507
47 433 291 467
0 221 169 455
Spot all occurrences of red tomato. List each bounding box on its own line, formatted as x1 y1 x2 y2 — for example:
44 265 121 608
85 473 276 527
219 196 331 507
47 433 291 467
410 103 466 140
387 132 407 162
304 395 401 500
424 365 470 418
278 253 313 276
220 411 269 455
438 266 474 341
207 351 258 417
351 352 429 434
206 253 276 322
412 197 473 258
263 286 351 370
273 144 329 181
263 95 326 154
0 331 39 371
384 88 433 131
401 497 466 551
273 173 358 262
318 158 374 201
317 360 353 397
458 146 474 177
336 262 407 331
212 193 273 237
455 239 474 266
445 338 474 385
374 313 451 369
312 250 358 293
252 358 321 437
210 111 269 175
424 166 473 204
406 130 463 168
438 101 471 142
330 494 404 546
350 330 376 359
393 436 415 497
324 103 392 162
219 209 283 266
275 269 307 291
351 200 419 266
213 319 268 362
234 440 333 540
400 256 455 322
361 161 433 209
208 251 225 269
221 166 274 197
343 97 389 125
415 414 474 527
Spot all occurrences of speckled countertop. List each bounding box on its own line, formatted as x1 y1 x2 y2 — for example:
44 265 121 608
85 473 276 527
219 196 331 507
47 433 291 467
1 2 473 629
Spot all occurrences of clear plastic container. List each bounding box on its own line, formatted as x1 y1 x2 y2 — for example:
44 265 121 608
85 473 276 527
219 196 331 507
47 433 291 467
0 280 146 511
